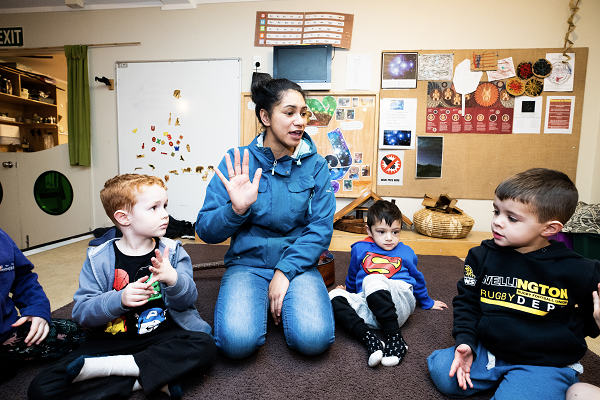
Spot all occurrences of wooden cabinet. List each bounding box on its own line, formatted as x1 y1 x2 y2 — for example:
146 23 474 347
0 65 59 152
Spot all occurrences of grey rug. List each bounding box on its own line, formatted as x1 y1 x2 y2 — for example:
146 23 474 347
1 244 598 399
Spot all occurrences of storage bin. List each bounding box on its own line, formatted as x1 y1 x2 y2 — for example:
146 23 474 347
0 124 20 145
548 232 574 250
572 232 600 261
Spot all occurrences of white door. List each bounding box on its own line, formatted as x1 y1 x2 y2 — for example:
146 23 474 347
0 152 23 247
0 145 92 249
17 145 92 248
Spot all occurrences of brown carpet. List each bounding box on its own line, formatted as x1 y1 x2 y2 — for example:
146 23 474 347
2 244 599 399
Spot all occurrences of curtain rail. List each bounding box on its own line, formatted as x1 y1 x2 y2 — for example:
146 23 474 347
0 42 141 55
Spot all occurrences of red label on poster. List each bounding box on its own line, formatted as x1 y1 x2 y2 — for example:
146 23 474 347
425 81 514 134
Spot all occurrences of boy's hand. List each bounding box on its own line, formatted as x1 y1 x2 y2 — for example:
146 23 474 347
334 284 346 291
121 276 155 308
593 283 600 329
449 344 474 391
12 316 49 346
269 270 290 326
148 247 178 287
431 300 448 310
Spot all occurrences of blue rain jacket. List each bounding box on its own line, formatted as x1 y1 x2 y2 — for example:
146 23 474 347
196 133 335 281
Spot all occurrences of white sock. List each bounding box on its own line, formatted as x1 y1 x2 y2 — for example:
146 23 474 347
72 355 140 383
132 380 142 392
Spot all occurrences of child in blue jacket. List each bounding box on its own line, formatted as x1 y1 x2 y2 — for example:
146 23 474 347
329 200 447 367
0 228 84 383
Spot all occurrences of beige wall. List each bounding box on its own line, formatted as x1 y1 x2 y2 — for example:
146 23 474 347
2 0 598 231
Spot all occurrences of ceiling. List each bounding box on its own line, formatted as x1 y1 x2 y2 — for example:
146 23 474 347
0 0 265 81
0 0 252 13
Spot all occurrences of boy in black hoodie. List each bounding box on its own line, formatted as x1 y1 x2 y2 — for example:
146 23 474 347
427 168 600 400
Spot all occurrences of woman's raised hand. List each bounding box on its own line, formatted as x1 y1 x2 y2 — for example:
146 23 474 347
214 147 262 215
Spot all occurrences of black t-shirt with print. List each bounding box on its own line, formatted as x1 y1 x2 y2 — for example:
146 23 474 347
103 239 176 336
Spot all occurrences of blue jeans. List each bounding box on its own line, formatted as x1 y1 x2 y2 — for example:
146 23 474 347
427 342 579 400
214 265 335 359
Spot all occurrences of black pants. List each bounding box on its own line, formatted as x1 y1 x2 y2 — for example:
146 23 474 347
28 327 216 400
331 290 401 340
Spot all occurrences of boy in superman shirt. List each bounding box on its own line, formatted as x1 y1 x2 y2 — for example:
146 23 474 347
329 200 447 367
28 174 216 399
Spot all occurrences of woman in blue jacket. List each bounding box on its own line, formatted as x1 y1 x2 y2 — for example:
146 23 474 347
196 78 336 359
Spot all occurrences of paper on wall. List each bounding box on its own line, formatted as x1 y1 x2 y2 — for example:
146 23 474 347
544 53 575 92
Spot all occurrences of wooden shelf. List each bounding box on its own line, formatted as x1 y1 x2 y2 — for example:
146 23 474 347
0 120 57 128
0 65 58 152
0 92 56 109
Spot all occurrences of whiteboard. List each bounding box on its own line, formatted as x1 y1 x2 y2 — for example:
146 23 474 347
116 59 241 223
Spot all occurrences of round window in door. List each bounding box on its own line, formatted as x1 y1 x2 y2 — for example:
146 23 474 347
33 171 74 216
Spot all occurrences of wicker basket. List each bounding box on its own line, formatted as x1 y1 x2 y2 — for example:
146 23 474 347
413 208 475 239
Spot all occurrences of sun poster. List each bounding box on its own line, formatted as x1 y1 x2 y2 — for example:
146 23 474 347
425 81 515 134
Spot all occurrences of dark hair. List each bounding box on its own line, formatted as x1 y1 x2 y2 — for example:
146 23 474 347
367 200 403 228
495 168 578 224
251 77 305 128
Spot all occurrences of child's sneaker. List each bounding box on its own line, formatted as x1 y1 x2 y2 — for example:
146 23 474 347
362 330 385 367
381 332 408 367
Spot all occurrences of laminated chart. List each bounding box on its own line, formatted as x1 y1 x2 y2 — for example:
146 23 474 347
255 11 354 48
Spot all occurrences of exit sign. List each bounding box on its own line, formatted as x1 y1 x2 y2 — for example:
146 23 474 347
0 28 23 47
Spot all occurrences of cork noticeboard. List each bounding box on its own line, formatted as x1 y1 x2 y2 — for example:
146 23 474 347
378 47 587 200
241 91 378 197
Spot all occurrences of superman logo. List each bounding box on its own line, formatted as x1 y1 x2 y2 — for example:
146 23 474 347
362 252 402 278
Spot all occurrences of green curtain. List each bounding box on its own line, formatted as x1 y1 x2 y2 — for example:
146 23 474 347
65 45 91 166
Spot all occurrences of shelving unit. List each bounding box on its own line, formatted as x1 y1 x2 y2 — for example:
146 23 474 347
0 65 59 152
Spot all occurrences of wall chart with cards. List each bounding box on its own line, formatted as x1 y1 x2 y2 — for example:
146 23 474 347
378 47 588 200
116 59 241 222
241 91 378 198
